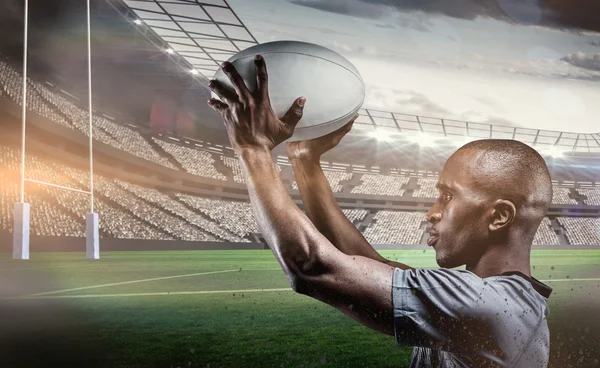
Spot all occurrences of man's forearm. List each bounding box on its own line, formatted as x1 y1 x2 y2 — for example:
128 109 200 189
238 146 330 279
291 157 385 260
291 157 413 270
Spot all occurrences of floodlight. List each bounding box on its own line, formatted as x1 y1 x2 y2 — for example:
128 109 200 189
408 132 436 147
368 130 393 142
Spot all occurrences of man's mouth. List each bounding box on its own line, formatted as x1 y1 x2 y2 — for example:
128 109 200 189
427 236 439 247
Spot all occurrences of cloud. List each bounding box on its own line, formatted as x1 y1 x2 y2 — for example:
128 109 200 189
562 52 600 71
364 85 451 117
289 0 600 33
289 0 389 19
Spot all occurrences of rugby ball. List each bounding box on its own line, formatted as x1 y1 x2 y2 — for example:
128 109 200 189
212 40 365 142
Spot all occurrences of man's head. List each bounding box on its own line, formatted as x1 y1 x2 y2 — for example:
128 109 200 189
426 139 553 269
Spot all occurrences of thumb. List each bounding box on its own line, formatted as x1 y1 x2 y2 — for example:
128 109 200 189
281 97 306 128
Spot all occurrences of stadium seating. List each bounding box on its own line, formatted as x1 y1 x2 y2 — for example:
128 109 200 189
176 194 258 238
552 187 577 205
413 178 438 198
292 170 352 192
221 156 245 183
578 188 600 206
117 181 243 242
557 217 600 245
153 138 227 180
532 217 560 246
1 59 178 170
351 174 410 196
341 209 369 226
363 211 426 244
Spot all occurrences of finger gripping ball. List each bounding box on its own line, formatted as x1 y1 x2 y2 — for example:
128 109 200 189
212 40 365 142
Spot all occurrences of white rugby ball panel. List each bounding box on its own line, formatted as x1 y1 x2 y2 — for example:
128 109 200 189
212 41 365 142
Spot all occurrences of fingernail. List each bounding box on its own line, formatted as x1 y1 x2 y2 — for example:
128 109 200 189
208 80 215 87
298 97 306 107
254 54 263 61
221 62 231 70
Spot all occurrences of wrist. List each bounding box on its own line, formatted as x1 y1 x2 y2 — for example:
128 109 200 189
289 155 321 167
237 145 272 164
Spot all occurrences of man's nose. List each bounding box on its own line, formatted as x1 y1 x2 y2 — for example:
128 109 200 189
426 208 441 224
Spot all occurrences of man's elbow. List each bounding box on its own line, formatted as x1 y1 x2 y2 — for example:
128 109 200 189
285 256 327 296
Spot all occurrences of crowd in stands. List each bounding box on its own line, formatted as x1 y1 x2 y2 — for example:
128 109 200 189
292 170 352 193
221 156 244 183
578 188 600 206
177 194 259 238
413 178 438 198
154 138 227 180
117 181 243 242
1 58 177 169
2 55 600 247
351 174 410 196
363 211 426 244
557 217 600 245
341 209 369 226
551 187 577 205
532 217 560 246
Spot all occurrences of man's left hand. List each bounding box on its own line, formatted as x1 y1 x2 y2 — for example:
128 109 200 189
207 55 306 152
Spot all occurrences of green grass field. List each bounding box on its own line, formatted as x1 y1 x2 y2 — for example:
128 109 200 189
1 250 600 368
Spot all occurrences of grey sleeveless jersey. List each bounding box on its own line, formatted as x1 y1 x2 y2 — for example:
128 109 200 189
392 268 552 367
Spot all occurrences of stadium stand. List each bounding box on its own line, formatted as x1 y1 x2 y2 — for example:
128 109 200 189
532 217 560 246
578 188 600 206
176 194 259 238
116 181 244 242
1 58 177 169
221 156 245 183
341 209 369 226
413 178 438 198
292 170 352 192
2 57 600 247
153 138 227 180
363 211 426 244
351 174 410 196
552 187 577 205
558 217 600 246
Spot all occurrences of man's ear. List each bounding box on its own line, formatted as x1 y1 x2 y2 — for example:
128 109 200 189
489 199 516 232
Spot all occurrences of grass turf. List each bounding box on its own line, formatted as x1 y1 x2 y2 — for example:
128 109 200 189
1 250 599 368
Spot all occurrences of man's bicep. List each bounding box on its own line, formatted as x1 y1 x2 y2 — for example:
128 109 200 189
295 247 397 336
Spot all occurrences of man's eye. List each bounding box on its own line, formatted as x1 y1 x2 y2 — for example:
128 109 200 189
443 193 453 201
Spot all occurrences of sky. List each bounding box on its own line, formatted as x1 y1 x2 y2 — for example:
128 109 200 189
226 0 600 133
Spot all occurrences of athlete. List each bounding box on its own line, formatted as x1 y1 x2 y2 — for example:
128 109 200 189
207 55 553 367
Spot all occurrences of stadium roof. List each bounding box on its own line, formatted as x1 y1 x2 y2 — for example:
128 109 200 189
352 108 600 155
120 0 258 79
117 0 600 156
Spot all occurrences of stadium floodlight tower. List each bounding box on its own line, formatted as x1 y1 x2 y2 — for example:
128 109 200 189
13 0 100 260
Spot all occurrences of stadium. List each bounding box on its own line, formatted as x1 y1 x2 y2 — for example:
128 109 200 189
1 0 599 367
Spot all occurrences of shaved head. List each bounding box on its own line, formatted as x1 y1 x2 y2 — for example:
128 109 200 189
456 139 553 221
426 139 553 269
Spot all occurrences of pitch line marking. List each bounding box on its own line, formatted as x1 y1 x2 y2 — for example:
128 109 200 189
540 277 600 282
25 269 241 297
9 277 600 300
7 287 294 300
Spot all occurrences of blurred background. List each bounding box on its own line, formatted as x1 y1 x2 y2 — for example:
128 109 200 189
0 0 599 367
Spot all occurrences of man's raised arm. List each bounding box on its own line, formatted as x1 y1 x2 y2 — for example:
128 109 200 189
206 56 409 336
286 121 413 270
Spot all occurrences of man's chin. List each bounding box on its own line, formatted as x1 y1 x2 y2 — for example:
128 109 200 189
435 250 461 269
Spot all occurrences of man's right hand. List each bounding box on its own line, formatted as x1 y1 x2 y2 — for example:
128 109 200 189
285 114 358 162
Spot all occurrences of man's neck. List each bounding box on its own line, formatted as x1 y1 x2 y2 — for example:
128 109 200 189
466 244 532 279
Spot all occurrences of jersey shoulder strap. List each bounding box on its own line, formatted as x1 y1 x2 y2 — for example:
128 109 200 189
500 271 553 298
